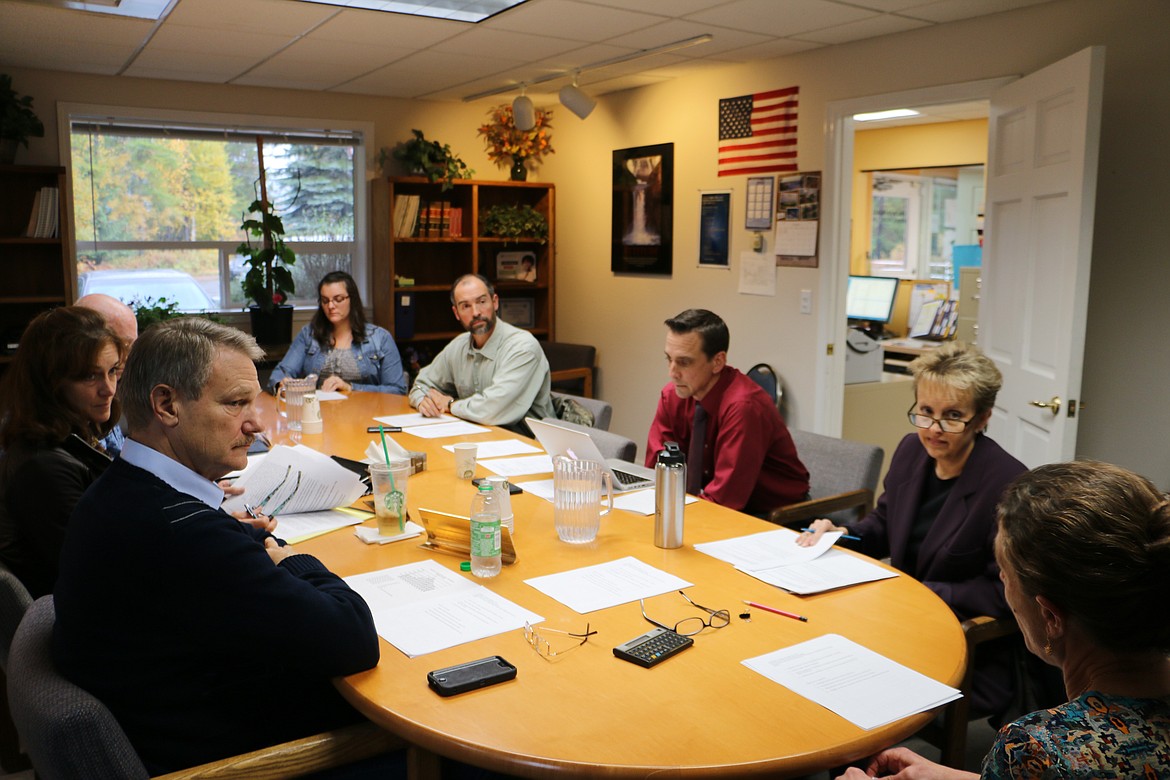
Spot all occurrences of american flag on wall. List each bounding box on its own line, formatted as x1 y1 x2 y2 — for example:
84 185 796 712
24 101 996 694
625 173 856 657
717 86 799 177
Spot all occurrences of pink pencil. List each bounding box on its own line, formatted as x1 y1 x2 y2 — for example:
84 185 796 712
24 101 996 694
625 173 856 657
743 600 808 622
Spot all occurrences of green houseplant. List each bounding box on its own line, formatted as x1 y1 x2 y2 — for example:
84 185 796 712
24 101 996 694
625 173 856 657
237 138 297 344
0 73 45 164
391 129 473 191
480 204 548 243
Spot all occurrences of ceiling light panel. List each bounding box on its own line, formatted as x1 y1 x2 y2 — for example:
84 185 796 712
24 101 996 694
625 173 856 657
289 0 527 23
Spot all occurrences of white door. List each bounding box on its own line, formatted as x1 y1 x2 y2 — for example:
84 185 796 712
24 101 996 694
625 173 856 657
979 46 1105 467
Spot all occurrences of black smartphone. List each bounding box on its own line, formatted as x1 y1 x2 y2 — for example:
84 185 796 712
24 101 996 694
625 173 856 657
472 477 522 495
367 426 403 433
427 656 517 697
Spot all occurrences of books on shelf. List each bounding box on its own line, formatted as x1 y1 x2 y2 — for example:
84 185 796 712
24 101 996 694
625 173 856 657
24 186 60 238
394 196 461 238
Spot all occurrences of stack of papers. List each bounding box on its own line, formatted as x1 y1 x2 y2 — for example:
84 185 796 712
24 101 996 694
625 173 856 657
222 444 369 542
374 412 491 439
345 560 542 657
694 529 896 594
743 633 961 730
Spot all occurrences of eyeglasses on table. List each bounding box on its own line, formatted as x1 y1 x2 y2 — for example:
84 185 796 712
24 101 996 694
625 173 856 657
640 590 730 637
523 622 597 660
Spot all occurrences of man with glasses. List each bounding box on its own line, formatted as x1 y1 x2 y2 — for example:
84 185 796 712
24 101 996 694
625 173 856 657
410 274 554 436
799 340 1025 718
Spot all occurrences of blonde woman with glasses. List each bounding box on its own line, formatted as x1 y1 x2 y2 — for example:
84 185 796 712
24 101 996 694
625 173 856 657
268 270 406 394
800 341 1028 719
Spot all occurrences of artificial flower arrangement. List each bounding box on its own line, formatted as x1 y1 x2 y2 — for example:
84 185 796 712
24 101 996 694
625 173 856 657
477 104 555 168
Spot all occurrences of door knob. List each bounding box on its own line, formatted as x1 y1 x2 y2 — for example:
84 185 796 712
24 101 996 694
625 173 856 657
1029 396 1061 416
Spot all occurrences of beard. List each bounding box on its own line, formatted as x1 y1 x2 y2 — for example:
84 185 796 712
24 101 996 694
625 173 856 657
466 311 496 336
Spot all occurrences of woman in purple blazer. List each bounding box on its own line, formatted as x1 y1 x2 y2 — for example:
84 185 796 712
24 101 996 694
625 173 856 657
801 341 1026 716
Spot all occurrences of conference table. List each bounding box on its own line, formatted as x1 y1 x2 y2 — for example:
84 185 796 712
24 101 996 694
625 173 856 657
259 392 966 779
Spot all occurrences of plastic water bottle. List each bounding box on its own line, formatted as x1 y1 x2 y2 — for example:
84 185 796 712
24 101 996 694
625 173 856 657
469 483 502 578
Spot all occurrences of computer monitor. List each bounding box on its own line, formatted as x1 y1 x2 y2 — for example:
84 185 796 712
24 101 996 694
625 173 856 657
846 275 899 337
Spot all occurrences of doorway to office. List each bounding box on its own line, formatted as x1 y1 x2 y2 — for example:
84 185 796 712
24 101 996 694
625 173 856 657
816 77 1013 437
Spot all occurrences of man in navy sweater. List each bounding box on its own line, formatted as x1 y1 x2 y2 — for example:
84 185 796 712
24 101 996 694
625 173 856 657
52 318 380 774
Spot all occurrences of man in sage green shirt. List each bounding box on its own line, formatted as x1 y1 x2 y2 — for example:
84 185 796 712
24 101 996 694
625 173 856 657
409 274 553 435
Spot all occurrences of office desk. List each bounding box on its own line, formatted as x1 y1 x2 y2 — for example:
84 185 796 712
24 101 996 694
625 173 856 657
263 393 966 779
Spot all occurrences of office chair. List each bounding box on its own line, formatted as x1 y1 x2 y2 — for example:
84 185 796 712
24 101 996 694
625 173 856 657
551 391 612 431
7 596 402 780
768 430 883 528
540 418 636 462
0 561 32 772
540 342 597 398
746 363 784 416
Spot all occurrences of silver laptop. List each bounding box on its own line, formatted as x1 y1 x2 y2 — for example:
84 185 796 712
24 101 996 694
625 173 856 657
527 418 656 492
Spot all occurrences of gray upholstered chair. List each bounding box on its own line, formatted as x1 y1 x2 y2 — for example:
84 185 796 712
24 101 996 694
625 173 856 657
768 429 883 528
7 595 401 780
540 418 636 462
540 342 597 398
551 391 612 431
0 561 32 772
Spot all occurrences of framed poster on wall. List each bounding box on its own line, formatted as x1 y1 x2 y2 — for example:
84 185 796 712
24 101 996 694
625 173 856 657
611 142 674 275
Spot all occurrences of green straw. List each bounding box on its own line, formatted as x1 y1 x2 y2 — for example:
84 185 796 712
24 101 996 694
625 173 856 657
378 425 405 531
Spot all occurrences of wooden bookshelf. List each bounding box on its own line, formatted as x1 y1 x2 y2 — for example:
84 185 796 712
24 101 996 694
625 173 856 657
379 177 555 370
0 165 73 368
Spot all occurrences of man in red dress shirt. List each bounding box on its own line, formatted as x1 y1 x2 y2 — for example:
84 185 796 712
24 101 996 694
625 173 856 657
645 309 809 515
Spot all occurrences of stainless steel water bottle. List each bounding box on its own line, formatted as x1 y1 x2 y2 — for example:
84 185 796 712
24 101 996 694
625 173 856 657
654 442 686 549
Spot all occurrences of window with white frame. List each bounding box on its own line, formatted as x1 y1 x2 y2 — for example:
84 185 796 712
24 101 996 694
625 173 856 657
65 107 370 313
868 167 976 282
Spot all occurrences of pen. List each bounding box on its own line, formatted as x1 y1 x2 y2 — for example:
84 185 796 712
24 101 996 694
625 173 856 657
367 426 403 433
800 528 861 541
743 600 808 622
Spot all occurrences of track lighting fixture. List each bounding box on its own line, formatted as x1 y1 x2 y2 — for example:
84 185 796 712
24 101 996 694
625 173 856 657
558 73 596 120
512 87 536 131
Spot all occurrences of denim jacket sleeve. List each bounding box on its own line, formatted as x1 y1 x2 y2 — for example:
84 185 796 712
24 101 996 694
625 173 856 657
267 325 317 392
350 325 407 394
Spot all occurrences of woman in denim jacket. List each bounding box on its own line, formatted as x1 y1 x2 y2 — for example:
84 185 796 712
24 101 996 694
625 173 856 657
269 271 406 394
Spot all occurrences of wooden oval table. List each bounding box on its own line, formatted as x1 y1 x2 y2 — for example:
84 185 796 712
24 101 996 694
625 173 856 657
263 392 966 779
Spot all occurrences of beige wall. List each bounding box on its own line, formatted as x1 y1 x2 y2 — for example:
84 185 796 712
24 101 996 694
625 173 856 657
850 119 989 275
9 0 1170 485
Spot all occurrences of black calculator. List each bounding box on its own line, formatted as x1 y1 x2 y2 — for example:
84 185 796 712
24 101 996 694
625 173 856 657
613 627 693 668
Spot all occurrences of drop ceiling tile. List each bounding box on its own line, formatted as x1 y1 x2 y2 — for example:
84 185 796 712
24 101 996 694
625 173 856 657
306 8 466 47
685 0 877 37
482 0 668 42
166 0 336 34
899 0 1055 23
796 12 930 44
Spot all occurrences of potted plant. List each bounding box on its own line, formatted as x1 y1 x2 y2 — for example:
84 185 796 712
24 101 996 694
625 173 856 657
237 138 297 344
0 73 45 165
480 203 548 243
391 130 473 191
478 104 554 181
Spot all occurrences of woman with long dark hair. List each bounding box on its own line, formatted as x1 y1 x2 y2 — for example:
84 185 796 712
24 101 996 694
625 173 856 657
0 306 124 596
268 271 406 394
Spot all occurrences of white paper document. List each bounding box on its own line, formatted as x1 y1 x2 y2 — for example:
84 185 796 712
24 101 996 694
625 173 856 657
525 556 692 614
443 439 542 458
373 412 457 428
738 251 777 296
345 560 543 657
743 633 961 730
739 549 898 594
515 478 555 501
612 489 699 516
222 444 366 518
353 521 425 545
277 508 365 543
694 528 841 570
479 454 554 477
315 390 347 402
400 421 492 439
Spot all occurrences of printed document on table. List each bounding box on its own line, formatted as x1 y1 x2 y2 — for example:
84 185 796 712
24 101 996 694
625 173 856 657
443 440 542 458
743 633 961 730
525 556 692 614
479 454 554 477
315 390 347 401
346 560 543 657
222 444 366 517
739 549 897 594
694 528 842 569
514 479 555 501
373 412 457 428
400 421 492 439
279 508 366 543
612 489 699 516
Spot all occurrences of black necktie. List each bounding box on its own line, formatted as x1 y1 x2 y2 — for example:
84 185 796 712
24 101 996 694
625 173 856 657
687 403 707 494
